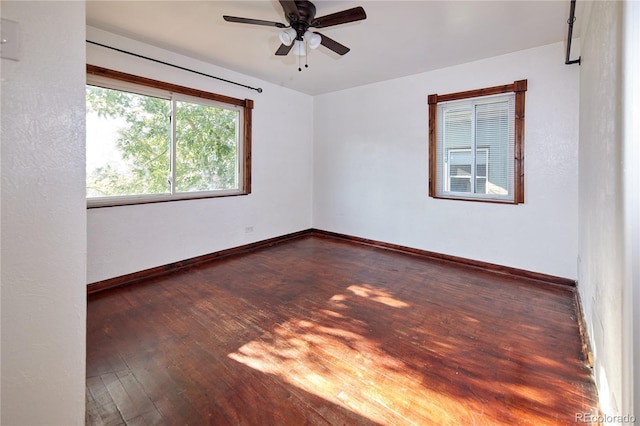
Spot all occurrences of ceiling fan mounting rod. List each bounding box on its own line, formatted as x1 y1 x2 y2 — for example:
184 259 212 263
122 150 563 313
289 0 316 39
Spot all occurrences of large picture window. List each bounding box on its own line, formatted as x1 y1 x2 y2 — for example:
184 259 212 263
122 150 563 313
428 80 526 204
86 65 253 208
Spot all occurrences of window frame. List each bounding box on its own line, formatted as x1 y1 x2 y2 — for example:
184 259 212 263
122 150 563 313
86 64 253 208
428 80 527 204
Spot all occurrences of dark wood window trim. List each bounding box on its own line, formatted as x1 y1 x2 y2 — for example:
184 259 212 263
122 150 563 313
87 64 252 108
428 79 527 204
86 64 253 208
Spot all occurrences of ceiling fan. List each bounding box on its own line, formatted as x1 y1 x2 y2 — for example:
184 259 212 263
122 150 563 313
223 0 366 60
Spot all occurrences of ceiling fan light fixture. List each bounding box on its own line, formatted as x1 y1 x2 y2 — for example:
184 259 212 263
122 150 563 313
278 28 297 46
223 1 367 59
292 39 306 56
305 31 322 50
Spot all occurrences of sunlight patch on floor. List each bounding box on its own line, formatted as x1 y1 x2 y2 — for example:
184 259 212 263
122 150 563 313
346 284 410 308
227 285 480 424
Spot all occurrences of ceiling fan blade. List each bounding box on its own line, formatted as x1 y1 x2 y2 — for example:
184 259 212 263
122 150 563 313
279 1 300 21
223 15 286 28
311 6 366 29
275 43 294 56
316 32 350 55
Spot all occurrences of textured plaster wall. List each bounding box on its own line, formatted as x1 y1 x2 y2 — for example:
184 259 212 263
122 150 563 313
0 1 87 424
86 27 313 283
577 0 625 417
313 42 580 279
624 0 640 416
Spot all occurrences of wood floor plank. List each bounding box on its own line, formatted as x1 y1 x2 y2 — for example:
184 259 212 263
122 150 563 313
87 235 598 425
114 370 160 420
101 372 140 422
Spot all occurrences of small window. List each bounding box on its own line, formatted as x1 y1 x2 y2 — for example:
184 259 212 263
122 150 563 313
86 65 253 208
428 80 527 204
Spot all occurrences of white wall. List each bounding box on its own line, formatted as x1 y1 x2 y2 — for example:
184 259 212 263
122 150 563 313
86 27 314 283
624 0 640 417
1 1 87 424
578 0 636 418
314 42 580 279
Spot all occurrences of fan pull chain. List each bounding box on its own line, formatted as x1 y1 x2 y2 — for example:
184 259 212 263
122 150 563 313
297 39 310 72
305 39 309 69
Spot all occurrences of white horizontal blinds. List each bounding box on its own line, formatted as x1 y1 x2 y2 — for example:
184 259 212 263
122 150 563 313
437 105 473 194
436 93 515 201
475 98 514 198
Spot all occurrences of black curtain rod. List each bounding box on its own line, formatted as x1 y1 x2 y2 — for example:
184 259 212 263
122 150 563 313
86 40 263 93
565 0 581 65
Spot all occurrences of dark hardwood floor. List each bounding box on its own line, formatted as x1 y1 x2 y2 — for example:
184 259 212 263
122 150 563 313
86 234 598 425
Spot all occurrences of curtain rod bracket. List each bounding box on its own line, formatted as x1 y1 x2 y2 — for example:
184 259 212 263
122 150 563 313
565 0 581 66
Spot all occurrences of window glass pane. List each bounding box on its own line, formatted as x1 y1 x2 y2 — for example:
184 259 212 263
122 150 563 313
476 177 487 194
476 101 510 196
474 148 488 194
86 86 171 197
451 164 472 177
444 109 473 151
450 177 471 192
174 101 239 193
443 109 473 193
449 150 472 166
448 151 472 193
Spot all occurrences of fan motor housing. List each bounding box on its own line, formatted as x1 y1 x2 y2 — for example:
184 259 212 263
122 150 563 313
289 1 316 39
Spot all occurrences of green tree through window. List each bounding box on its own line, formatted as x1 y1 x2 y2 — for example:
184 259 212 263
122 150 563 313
86 86 172 197
85 66 252 207
175 100 238 192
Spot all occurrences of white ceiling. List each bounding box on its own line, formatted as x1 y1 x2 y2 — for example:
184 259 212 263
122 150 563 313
86 1 578 95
